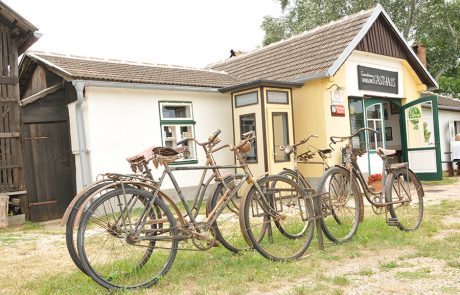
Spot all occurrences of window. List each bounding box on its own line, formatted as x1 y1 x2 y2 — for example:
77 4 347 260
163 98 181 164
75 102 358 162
239 114 257 162
160 103 192 120
272 112 289 162
159 102 196 162
235 91 258 107
366 104 384 150
349 98 366 149
267 90 289 104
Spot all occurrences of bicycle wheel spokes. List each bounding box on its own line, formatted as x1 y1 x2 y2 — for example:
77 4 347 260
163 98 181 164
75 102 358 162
242 175 314 261
387 169 423 231
78 188 177 289
318 167 360 243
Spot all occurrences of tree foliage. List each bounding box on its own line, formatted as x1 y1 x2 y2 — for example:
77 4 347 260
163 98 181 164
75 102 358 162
262 0 460 97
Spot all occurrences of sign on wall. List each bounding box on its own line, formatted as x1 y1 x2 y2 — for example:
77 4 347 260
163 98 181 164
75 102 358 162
357 65 398 94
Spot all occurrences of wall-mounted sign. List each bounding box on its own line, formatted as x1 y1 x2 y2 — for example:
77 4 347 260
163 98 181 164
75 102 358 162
331 88 344 104
357 65 398 94
331 105 345 117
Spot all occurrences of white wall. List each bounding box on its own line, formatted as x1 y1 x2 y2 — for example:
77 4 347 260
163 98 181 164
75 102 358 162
425 107 460 170
70 86 233 191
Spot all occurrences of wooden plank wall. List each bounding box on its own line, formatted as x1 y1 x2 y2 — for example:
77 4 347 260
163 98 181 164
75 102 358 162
0 22 24 193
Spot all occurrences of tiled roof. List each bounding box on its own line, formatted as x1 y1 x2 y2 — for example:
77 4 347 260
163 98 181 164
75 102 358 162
26 52 240 88
438 96 460 108
207 8 374 82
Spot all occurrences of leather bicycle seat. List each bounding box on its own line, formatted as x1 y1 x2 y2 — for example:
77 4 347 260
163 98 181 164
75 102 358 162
126 146 155 163
152 146 187 157
377 147 396 157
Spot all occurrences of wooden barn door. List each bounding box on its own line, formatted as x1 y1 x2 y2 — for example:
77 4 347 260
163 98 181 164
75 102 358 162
23 121 75 221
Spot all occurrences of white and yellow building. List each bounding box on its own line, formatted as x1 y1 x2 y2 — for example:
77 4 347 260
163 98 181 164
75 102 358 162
19 4 441 221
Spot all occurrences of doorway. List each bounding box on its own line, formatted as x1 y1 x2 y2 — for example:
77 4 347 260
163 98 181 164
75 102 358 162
349 97 402 177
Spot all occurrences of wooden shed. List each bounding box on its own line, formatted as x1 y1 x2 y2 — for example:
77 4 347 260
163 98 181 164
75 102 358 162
0 1 40 223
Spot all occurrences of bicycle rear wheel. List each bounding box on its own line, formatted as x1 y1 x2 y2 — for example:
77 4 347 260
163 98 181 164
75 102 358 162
77 187 178 289
240 175 314 261
385 168 423 231
317 166 361 243
207 174 250 253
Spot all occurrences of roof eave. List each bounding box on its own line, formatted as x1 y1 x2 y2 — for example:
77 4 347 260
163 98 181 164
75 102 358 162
219 79 304 93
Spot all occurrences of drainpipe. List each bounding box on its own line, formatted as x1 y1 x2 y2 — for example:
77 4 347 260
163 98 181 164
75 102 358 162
72 80 91 188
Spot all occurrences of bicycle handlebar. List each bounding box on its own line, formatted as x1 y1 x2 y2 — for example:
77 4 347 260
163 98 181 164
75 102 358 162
330 127 379 144
279 134 319 151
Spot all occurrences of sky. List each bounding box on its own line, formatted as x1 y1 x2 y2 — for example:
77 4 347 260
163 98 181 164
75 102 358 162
5 0 282 68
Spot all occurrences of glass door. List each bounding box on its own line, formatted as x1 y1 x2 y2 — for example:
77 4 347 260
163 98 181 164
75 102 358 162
266 109 293 174
400 95 441 180
364 99 385 175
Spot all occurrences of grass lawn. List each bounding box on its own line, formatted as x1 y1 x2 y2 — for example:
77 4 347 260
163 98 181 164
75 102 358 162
1 200 460 295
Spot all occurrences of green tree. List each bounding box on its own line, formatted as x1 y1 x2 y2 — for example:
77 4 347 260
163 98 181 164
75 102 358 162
262 0 460 97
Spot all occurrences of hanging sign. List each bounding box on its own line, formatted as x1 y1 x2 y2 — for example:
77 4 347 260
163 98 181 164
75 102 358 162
357 65 398 94
331 88 344 104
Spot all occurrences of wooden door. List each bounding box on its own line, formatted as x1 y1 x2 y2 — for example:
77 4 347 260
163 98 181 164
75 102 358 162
23 121 76 221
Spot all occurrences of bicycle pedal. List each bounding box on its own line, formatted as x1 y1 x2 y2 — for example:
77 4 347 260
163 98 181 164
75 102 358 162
386 217 399 226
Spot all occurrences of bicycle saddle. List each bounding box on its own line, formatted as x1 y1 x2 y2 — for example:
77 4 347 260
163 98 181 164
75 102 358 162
126 145 156 163
152 146 187 157
377 147 396 157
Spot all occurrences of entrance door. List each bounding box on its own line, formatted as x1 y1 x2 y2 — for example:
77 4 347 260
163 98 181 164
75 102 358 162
364 99 385 175
400 95 442 180
266 109 293 174
23 121 76 221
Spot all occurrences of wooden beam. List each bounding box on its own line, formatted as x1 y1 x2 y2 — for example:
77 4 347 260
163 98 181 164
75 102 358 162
21 83 64 106
0 76 18 85
0 132 20 138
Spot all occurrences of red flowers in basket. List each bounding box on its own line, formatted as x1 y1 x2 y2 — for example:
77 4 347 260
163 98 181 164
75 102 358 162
368 173 383 184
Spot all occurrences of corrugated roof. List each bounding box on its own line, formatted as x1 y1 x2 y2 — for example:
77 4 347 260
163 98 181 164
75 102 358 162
26 52 240 88
207 8 374 82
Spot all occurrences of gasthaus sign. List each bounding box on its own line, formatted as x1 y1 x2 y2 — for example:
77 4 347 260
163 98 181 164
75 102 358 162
357 65 398 94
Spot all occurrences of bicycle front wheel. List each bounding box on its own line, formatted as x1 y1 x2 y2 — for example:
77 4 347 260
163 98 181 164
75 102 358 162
385 168 423 231
317 166 361 243
77 187 178 289
240 175 314 261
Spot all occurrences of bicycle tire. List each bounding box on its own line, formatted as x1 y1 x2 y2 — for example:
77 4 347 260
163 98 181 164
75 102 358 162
317 166 361 243
207 174 249 253
384 168 423 231
65 181 113 274
240 175 314 261
278 169 311 189
77 187 178 289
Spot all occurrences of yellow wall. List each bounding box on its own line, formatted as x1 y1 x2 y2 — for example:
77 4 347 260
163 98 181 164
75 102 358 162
402 60 427 104
292 56 428 178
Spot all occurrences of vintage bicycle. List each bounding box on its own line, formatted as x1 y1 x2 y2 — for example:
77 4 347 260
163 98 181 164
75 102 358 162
74 130 314 289
64 129 250 273
316 127 424 243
